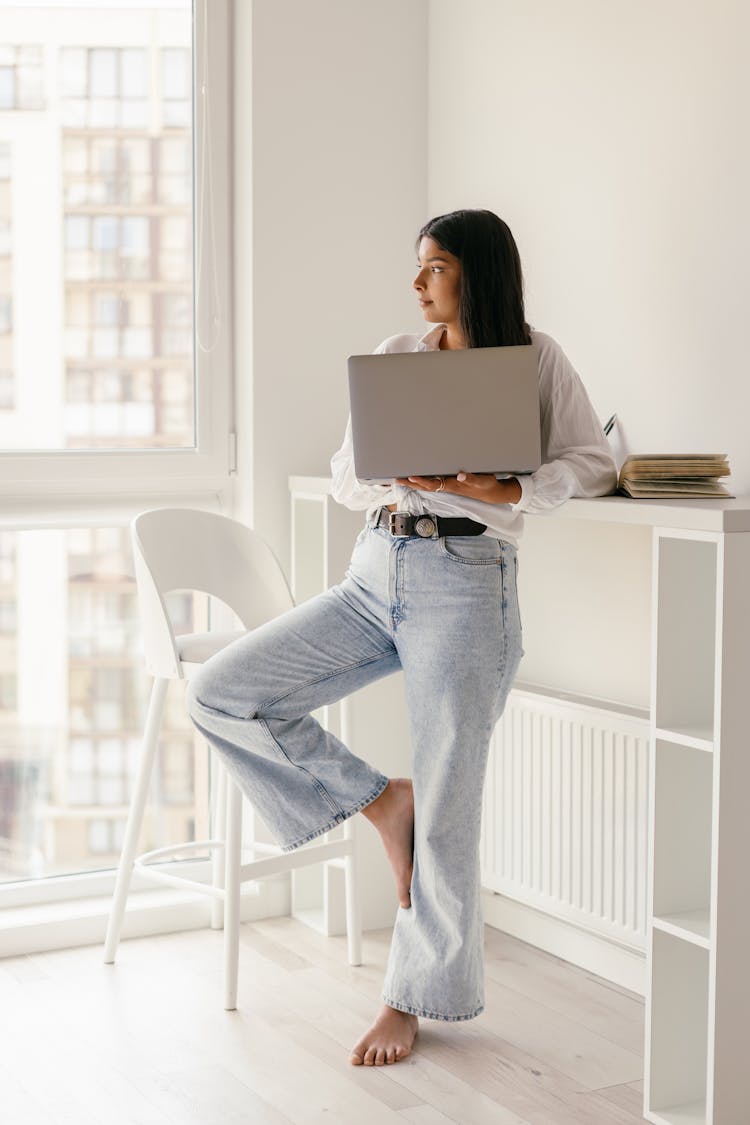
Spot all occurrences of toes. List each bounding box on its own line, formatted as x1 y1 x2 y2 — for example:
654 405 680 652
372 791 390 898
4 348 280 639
350 1035 368 1062
385 1047 396 1064
374 1047 386 1066
363 1045 378 1066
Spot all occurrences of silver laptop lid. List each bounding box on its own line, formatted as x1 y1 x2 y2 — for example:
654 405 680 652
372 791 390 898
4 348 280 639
347 343 541 480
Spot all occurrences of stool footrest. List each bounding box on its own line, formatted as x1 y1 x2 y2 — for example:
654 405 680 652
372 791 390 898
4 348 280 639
136 838 224 865
134 838 233 901
239 837 351 882
131 836 352 900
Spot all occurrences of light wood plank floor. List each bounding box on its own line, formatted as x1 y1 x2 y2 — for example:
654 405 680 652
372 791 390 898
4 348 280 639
0 918 647 1124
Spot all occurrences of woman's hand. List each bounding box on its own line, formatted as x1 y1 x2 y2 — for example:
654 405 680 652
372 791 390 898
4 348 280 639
394 472 522 505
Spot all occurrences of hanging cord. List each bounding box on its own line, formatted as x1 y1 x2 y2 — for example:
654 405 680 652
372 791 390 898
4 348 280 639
195 0 221 354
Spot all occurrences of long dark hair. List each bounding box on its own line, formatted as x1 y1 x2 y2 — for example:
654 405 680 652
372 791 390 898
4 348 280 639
417 209 531 348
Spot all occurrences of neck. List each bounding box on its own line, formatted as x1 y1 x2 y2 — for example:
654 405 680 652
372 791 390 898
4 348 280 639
438 323 466 350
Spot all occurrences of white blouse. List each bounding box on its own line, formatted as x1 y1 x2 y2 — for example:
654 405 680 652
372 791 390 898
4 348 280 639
330 323 618 548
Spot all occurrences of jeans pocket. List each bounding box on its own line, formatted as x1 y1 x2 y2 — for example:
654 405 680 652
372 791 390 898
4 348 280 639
439 535 506 564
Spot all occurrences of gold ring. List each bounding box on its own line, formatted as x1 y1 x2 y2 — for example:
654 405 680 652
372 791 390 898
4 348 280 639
435 476 446 492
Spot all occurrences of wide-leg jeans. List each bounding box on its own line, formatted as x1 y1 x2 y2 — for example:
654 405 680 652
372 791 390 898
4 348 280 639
186 510 523 1021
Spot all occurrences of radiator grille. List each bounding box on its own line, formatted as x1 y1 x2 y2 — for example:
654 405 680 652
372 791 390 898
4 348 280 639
481 686 649 949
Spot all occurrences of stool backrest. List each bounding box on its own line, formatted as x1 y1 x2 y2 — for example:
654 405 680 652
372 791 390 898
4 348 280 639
132 508 295 678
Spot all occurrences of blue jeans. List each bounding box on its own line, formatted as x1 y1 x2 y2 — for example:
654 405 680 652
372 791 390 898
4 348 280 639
185 509 523 1021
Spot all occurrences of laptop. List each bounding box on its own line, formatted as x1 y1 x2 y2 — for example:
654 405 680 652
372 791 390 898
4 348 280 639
347 343 542 481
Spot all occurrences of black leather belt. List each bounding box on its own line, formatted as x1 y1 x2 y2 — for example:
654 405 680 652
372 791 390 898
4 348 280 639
375 508 487 538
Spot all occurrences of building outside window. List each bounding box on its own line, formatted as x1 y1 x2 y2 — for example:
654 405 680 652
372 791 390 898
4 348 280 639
0 524 205 882
0 8 195 455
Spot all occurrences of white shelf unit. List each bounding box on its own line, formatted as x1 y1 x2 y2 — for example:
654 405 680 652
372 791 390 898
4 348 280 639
645 525 750 1125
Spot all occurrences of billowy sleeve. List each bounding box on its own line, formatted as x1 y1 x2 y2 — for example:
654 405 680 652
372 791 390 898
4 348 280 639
510 335 618 514
330 338 414 511
329 413 404 511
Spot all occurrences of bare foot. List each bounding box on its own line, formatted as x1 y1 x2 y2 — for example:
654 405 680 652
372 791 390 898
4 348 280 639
361 778 414 907
350 1003 419 1065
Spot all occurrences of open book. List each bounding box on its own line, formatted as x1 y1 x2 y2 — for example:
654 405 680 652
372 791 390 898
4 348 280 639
618 455 734 499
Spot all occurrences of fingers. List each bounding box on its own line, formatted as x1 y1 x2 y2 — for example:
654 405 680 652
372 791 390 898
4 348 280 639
398 475 452 490
394 472 490 495
397 475 463 494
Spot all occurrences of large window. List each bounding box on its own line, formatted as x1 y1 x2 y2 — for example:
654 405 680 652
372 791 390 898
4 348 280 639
0 0 232 911
0 0 230 489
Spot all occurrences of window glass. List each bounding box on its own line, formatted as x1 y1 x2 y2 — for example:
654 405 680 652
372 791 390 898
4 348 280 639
0 372 11 409
0 46 44 110
0 217 10 256
0 526 207 883
0 69 14 111
0 5 194 452
0 296 11 334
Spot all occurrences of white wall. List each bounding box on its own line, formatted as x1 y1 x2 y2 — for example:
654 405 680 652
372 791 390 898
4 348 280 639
232 1 748 708
229 1 429 928
232 0 429 569
428 0 750 490
427 0 749 705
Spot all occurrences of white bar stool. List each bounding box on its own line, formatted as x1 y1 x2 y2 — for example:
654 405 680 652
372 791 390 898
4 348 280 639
103 508 362 1009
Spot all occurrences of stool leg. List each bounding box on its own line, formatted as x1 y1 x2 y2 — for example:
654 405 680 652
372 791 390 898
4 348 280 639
104 676 169 963
343 818 362 966
223 779 242 1010
340 697 363 966
211 759 227 930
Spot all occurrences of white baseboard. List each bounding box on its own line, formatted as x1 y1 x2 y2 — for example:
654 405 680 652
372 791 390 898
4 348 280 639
481 889 646 997
0 878 291 960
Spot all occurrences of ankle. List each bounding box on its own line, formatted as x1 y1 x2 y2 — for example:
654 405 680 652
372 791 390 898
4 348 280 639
361 780 392 825
385 1003 417 1021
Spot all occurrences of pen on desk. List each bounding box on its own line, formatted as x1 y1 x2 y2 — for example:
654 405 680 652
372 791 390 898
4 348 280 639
603 413 617 436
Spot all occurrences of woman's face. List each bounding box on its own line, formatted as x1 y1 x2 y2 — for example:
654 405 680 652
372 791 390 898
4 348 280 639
413 236 462 327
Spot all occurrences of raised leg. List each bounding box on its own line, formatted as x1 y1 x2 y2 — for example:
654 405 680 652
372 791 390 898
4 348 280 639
185 585 400 852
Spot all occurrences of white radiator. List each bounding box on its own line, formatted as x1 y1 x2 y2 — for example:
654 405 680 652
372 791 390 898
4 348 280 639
481 685 650 951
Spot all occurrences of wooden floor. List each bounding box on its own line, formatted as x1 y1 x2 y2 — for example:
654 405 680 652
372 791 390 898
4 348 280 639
0 917 647 1124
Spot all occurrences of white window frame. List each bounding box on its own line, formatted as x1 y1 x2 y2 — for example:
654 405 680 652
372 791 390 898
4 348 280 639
0 0 236 929
0 0 234 500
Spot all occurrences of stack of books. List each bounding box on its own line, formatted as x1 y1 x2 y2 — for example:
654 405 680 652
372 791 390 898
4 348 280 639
618 454 734 499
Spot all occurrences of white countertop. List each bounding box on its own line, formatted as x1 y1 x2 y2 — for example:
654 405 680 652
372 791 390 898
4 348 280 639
288 476 750 533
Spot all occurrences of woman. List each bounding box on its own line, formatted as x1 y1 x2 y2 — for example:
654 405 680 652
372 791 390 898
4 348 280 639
187 209 617 1068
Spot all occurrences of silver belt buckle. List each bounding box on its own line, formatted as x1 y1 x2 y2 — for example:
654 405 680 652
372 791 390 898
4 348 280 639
388 511 410 536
